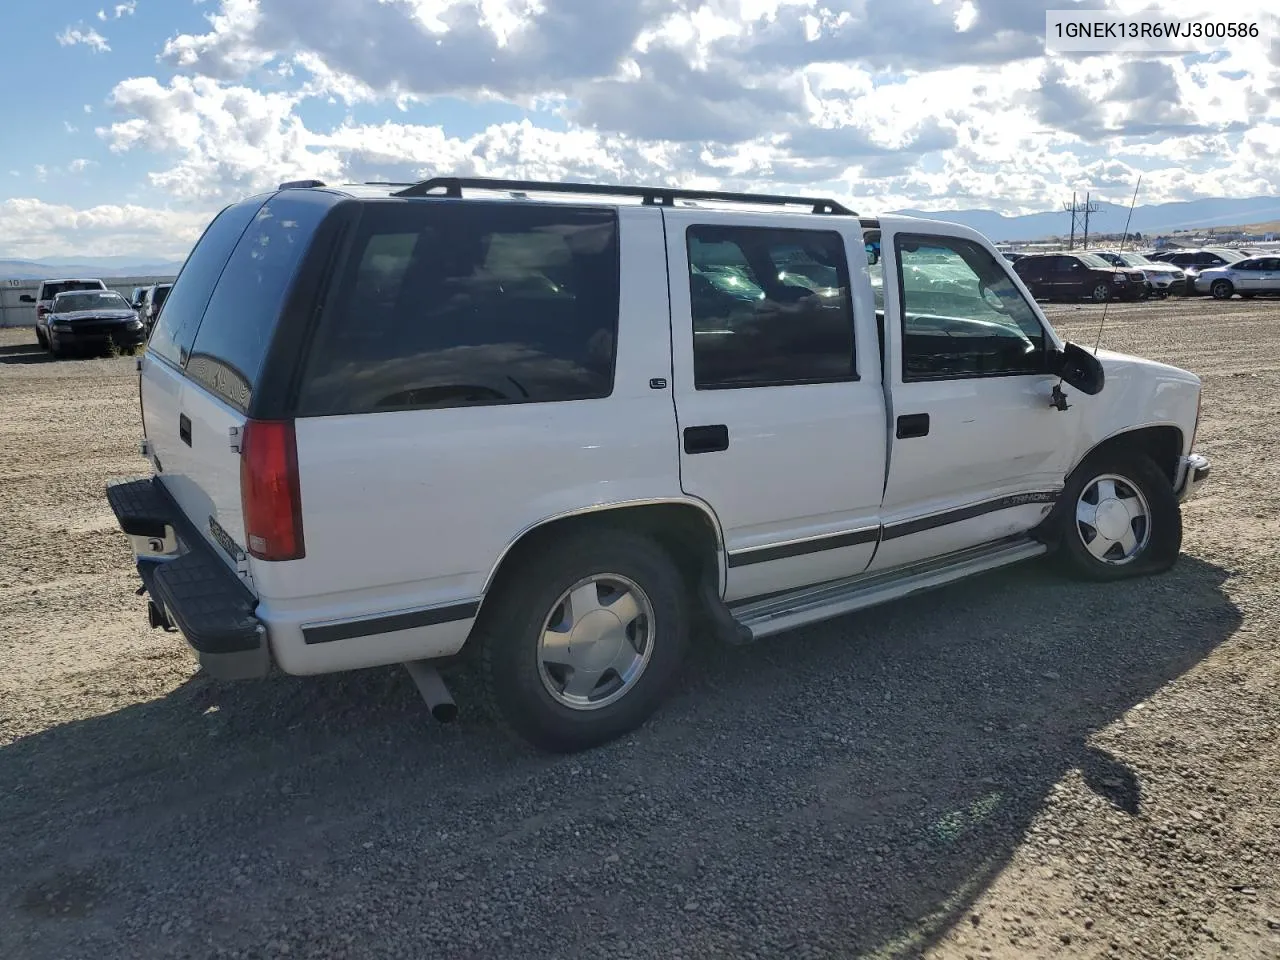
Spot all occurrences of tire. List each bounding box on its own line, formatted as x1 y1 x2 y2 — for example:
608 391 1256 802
49 336 66 359
1091 283 1111 302
1210 279 1234 300
35 328 48 350
475 527 692 752
1054 449 1182 582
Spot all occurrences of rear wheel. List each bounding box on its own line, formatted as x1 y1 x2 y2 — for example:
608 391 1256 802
1210 279 1234 300
1055 450 1181 582
475 528 692 752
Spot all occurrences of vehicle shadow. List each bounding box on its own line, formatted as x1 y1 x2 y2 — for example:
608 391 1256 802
0 342 52 364
0 554 1241 960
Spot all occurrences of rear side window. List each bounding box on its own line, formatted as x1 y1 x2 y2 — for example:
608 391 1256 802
296 200 620 416
149 199 266 368
685 224 856 389
187 191 335 409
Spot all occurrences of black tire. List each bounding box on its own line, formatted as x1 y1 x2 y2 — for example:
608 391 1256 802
49 336 67 359
1210 279 1234 300
35 328 48 350
1054 449 1182 582
475 527 692 753
1091 282 1111 302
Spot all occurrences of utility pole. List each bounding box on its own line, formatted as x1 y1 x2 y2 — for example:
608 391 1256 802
1063 191 1100 251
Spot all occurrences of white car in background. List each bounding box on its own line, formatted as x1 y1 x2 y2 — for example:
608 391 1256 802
1093 251 1187 298
1194 255 1280 299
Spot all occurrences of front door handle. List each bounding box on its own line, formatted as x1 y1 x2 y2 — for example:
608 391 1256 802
684 424 729 454
179 413 192 447
896 413 930 439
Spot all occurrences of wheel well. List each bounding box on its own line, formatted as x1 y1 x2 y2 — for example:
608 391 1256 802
483 503 722 601
1084 425 1183 486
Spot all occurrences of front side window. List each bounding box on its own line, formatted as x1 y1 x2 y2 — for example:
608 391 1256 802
895 233 1047 381
686 225 856 389
297 200 620 415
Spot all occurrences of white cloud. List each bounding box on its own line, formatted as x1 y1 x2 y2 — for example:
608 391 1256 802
22 0 1280 257
0 199 211 259
64 121 79 134
57 25 111 52
98 1 136 19
68 159 98 173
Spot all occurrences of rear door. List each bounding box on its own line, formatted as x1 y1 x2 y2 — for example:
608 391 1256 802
662 209 888 603
1257 258 1280 293
141 190 336 570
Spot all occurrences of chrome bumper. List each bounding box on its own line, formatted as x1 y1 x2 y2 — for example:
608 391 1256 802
1175 454 1211 502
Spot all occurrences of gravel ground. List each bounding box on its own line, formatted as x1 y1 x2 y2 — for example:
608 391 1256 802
0 297 1277 960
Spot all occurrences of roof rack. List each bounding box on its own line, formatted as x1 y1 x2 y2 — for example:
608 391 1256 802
278 179 327 189
390 176 856 216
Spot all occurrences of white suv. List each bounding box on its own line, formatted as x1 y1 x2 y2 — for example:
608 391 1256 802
106 177 1211 753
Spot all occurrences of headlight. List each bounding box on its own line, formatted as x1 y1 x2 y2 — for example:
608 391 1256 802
1113 274 1127 282
129 319 143 329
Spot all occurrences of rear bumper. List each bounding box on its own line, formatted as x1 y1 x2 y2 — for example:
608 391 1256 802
1175 453 1211 502
105 477 270 679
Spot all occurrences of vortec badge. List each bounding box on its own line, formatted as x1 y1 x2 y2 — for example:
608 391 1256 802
208 515 246 562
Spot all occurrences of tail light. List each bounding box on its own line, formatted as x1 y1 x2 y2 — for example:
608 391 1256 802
36 305 48 319
240 419 305 561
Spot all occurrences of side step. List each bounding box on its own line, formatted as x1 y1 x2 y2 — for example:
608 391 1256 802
731 536 1048 640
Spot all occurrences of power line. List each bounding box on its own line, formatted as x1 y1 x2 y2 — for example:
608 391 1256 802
1063 191 1101 250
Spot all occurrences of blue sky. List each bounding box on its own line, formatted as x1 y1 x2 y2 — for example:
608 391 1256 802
1 0 1277 258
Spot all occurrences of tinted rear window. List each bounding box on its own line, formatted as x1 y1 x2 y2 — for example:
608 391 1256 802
42 280 104 299
149 199 267 367
295 200 620 416
186 191 335 409
153 285 171 309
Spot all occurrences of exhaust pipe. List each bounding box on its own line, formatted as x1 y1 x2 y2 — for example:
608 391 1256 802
403 660 458 723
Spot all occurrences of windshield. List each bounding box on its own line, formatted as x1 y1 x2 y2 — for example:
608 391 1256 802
1077 253 1112 269
53 292 130 313
1120 252 1152 265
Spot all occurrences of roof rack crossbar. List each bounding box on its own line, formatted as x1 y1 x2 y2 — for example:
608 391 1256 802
390 176 856 216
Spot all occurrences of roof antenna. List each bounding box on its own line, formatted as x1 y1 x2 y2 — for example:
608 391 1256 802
1093 174 1143 356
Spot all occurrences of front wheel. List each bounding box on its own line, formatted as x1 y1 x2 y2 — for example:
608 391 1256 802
1091 283 1111 302
1055 451 1182 582
35 328 48 350
1210 279 1234 300
475 527 692 752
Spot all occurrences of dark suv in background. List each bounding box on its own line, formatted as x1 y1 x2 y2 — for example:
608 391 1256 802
1011 252 1148 303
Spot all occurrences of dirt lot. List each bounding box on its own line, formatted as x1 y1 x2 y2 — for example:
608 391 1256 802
1 298 1278 960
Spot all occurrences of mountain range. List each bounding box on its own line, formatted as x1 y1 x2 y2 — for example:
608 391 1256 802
3 197 1278 276
892 196 1280 242
0 256 184 281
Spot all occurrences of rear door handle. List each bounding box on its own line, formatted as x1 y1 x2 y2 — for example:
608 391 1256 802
683 424 729 454
179 413 192 447
896 413 930 439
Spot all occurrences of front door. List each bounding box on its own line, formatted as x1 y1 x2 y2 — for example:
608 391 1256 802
663 209 888 603
870 229 1080 572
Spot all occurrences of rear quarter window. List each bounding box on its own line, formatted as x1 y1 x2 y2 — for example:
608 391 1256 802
148 198 267 368
186 190 337 410
295 199 620 416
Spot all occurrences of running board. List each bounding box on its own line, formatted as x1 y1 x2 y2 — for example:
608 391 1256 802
732 536 1048 640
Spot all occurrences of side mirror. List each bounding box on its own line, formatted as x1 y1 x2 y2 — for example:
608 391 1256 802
19 294 35 303
1052 341 1105 396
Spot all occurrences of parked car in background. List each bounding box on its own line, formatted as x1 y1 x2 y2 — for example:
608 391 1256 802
19 278 108 334
104 175 1209 753
1194 255 1280 299
138 282 173 333
1093 250 1187 298
1148 248 1247 292
1011 252 1148 302
130 286 149 310
39 289 147 357
1001 251 1025 263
